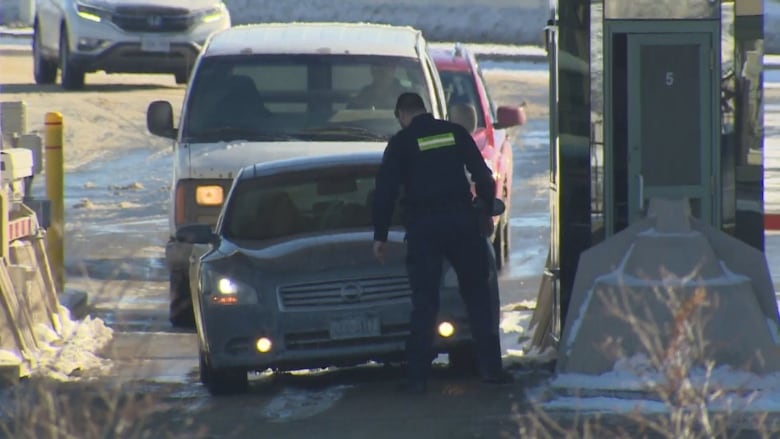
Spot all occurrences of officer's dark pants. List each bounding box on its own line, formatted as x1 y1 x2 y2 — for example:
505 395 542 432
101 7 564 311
404 210 503 383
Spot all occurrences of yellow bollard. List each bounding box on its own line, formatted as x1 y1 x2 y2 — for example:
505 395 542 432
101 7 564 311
44 112 64 293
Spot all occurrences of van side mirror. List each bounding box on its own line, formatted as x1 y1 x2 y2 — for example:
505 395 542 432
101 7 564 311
147 100 177 139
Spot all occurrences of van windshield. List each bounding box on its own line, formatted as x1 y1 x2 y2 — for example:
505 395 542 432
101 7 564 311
180 54 431 143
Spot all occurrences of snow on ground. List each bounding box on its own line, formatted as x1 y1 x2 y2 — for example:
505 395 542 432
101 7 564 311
535 353 780 415
1 306 112 381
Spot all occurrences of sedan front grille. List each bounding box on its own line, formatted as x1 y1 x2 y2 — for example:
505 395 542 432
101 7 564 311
278 276 411 310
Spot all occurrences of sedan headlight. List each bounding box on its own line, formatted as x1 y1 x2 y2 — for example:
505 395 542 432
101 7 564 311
75 2 111 22
201 267 257 305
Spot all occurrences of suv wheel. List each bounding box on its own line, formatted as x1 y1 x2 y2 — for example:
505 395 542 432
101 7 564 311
200 351 248 395
169 270 195 328
33 24 57 84
59 30 85 90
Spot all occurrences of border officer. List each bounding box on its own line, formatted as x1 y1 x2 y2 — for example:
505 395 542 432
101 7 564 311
372 92 512 393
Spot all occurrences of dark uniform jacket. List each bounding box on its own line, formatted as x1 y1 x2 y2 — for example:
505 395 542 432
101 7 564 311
373 113 496 242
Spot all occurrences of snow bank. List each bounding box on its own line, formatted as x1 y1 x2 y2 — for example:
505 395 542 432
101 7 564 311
540 353 780 414
0 306 113 381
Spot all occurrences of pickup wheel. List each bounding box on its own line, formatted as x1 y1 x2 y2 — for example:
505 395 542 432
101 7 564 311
33 24 57 84
59 29 85 90
169 270 195 328
200 351 248 396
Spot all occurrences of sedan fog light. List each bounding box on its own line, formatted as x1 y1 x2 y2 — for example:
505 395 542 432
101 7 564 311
256 337 272 353
437 321 455 338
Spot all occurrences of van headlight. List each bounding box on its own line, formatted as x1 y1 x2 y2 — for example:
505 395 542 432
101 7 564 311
201 268 257 305
196 185 224 206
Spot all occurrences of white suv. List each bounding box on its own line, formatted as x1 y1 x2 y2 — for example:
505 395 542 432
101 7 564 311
33 0 230 89
146 22 449 327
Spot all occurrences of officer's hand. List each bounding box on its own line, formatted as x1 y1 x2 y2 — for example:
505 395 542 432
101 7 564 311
373 241 386 264
480 215 495 238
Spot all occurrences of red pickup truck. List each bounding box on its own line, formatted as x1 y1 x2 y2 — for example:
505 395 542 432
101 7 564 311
431 44 526 270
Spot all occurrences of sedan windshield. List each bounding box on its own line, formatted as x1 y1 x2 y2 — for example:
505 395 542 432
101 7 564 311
180 54 431 143
221 166 402 241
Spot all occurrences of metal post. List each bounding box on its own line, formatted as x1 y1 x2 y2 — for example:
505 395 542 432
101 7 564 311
44 112 63 293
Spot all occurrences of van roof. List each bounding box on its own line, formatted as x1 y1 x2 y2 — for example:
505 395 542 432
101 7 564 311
204 22 424 58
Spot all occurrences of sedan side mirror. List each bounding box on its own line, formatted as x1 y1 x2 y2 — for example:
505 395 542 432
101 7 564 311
494 103 527 129
176 223 218 245
147 100 177 139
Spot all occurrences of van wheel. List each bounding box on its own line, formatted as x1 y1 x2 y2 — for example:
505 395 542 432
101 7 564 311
201 352 248 396
33 24 57 84
174 71 189 84
59 30 85 90
169 270 195 328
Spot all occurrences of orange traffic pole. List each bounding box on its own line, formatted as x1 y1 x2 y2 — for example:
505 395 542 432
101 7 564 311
44 112 64 293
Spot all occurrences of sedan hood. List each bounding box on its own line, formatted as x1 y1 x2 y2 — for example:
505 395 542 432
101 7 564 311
186 141 387 179
220 231 406 273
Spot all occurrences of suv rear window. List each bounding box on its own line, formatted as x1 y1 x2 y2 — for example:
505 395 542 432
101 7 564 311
221 166 402 241
181 54 431 143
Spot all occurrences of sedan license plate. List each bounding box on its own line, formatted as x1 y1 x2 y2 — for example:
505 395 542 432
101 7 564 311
141 36 170 53
329 316 380 340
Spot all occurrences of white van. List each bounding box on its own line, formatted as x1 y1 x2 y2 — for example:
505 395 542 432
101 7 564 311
146 22 449 327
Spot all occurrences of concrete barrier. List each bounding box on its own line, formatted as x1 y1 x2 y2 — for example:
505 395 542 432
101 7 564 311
0 102 78 381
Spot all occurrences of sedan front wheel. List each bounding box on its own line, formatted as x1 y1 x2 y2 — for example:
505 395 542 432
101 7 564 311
200 351 248 396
